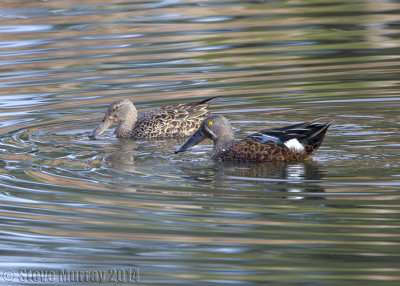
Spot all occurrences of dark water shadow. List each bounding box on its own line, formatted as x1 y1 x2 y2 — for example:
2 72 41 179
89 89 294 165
210 160 326 199
103 137 326 199
104 138 139 172
104 137 185 172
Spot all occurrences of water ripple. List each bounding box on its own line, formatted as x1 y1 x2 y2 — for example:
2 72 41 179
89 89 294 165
0 0 400 284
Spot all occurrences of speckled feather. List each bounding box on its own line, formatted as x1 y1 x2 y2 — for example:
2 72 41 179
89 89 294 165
175 114 333 162
131 100 215 138
214 137 316 161
89 96 220 139
216 121 330 161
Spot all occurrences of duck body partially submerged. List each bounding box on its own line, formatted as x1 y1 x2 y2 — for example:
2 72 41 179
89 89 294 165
89 96 220 139
176 115 333 162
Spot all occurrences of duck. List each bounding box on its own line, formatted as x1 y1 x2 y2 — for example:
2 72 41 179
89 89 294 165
175 114 333 162
89 96 220 139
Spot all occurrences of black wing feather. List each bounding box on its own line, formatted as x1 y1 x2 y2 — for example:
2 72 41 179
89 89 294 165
250 120 333 148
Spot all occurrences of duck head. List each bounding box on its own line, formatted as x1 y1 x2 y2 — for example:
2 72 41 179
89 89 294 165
175 114 234 154
89 98 137 138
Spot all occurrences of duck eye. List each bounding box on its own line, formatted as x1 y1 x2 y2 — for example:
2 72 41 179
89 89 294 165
208 121 213 126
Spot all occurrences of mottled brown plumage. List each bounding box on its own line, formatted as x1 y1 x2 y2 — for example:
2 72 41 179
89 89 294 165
175 115 333 162
89 96 219 139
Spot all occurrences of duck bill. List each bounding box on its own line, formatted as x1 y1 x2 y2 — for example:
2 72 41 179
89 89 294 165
175 128 207 154
88 117 114 138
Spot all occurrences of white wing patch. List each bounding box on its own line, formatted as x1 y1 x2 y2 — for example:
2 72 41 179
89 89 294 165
284 138 305 152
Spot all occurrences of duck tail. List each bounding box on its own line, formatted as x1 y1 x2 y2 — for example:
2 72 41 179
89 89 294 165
304 120 334 155
196 96 221 106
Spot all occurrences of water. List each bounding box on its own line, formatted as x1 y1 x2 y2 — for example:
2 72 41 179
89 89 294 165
0 0 399 285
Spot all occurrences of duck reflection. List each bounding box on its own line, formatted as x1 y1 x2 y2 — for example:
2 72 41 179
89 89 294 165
104 139 138 172
210 160 326 198
104 138 325 199
214 160 322 180
104 138 186 172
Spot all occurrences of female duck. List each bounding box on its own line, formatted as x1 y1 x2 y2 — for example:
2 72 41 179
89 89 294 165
89 96 219 139
175 115 333 162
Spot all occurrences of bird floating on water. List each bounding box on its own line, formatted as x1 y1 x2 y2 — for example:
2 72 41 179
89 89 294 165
175 114 333 162
89 96 220 139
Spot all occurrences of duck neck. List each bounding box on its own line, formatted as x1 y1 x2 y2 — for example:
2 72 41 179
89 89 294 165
211 131 235 158
115 107 138 138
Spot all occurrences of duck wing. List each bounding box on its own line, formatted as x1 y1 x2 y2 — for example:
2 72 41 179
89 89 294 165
247 120 333 153
133 96 220 138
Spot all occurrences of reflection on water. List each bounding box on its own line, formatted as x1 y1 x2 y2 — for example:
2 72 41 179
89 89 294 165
107 138 327 198
0 0 400 285
105 138 139 173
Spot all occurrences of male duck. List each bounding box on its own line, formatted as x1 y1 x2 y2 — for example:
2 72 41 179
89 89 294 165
89 96 219 139
175 115 333 162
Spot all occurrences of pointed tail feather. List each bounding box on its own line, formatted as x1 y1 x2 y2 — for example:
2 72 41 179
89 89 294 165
183 96 220 119
303 121 334 155
274 117 325 132
195 96 221 106
309 120 334 139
